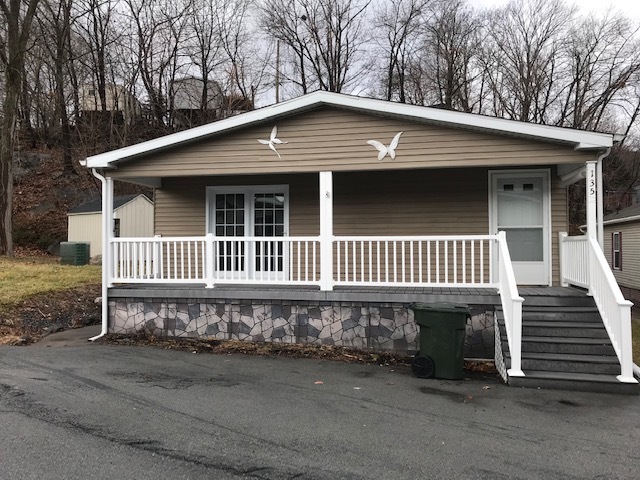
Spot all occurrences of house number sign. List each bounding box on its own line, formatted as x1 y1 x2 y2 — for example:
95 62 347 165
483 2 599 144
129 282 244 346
589 168 596 197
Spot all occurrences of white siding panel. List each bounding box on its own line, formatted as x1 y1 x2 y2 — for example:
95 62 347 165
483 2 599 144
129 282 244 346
68 213 102 257
115 196 154 237
68 195 154 258
604 221 640 290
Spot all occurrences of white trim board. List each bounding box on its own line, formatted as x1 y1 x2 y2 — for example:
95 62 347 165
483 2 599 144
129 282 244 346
83 91 616 169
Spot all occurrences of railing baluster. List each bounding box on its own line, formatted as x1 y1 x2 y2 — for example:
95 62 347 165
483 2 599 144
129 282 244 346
360 240 364 283
418 241 422 284
453 240 457 284
462 240 466 284
368 241 372 283
435 241 439 284
337 240 341 282
352 240 356 283
410 241 414 283
401 241 406 282
427 241 431 284
297 240 301 282
393 241 397 283
444 241 448 284
313 241 317 281
480 240 484 283
385 241 389 283
305 241 309 282
376 241 380 283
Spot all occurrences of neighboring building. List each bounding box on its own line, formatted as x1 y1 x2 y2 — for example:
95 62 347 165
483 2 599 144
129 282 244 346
603 203 640 303
83 91 637 392
171 77 223 128
79 83 142 125
67 194 154 258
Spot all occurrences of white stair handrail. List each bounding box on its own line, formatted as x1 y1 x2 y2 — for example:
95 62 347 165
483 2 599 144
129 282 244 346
496 232 525 377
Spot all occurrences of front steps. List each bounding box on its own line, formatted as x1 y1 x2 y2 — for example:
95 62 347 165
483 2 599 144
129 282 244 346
497 293 638 394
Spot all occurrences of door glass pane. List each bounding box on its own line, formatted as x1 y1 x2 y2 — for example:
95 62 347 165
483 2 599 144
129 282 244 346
254 193 285 272
497 178 543 227
214 193 245 271
503 228 543 261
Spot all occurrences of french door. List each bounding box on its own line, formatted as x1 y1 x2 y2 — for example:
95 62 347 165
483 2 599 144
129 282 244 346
207 186 289 279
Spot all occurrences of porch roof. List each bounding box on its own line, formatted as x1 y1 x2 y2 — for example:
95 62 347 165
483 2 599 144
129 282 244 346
83 92 617 170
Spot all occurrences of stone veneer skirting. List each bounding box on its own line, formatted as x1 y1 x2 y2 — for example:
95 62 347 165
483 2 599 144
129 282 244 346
109 298 495 358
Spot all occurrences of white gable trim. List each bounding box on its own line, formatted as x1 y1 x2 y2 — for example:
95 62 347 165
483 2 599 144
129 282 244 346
83 91 616 169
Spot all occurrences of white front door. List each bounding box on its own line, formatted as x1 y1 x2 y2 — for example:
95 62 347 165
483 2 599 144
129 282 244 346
490 171 551 286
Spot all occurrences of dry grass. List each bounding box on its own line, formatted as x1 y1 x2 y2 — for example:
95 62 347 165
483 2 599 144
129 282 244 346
0 256 101 314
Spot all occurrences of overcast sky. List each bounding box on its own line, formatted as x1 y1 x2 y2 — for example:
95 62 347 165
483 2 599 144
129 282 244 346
472 0 640 19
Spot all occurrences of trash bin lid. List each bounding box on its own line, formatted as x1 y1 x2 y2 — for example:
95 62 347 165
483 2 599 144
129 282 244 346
410 302 469 314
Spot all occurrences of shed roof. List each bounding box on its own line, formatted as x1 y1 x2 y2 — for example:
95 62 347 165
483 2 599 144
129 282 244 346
68 194 150 214
83 91 619 169
603 203 640 226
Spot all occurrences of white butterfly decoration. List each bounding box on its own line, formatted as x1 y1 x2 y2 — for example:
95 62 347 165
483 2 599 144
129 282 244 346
257 126 288 159
367 132 403 160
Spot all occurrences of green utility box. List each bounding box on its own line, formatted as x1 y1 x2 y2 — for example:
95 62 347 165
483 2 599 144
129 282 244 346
60 242 90 266
410 303 469 380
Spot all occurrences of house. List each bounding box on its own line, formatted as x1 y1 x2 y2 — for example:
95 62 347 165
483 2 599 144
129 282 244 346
79 83 142 125
603 203 640 304
67 194 154 258
171 77 223 128
81 91 637 392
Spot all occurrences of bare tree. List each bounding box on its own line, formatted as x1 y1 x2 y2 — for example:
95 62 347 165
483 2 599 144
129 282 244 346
422 0 482 111
0 0 40 256
558 11 640 130
37 0 76 173
372 0 425 103
262 0 370 96
483 0 575 122
124 0 189 129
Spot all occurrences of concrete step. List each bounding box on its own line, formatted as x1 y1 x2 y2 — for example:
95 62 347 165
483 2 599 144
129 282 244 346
508 370 638 395
503 336 616 355
523 311 601 323
496 319 609 338
496 307 602 323
520 296 596 308
505 352 621 375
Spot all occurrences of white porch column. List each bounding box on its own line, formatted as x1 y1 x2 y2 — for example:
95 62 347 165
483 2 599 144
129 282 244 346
319 171 334 291
596 158 604 248
586 161 597 296
586 161 597 242
104 176 114 287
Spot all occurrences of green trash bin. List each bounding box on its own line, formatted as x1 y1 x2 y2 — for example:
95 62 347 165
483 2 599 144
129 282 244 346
410 303 469 380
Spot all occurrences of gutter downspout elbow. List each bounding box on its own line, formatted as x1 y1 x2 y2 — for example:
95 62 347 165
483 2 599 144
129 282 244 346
90 168 109 342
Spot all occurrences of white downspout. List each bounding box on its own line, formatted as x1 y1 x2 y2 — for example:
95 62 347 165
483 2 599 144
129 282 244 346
89 168 112 341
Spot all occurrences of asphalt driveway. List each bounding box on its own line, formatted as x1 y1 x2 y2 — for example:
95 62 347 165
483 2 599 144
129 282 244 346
1 336 639 479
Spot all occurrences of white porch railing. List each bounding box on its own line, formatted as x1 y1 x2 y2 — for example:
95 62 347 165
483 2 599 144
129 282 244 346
110 233 524 375
496 231 524 377
560 233 636 383
111 235 321 286
558 233 589 289
333 236 494 286
111 234 500 288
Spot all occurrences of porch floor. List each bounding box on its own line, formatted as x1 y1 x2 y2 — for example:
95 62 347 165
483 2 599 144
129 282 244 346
108 284 588 306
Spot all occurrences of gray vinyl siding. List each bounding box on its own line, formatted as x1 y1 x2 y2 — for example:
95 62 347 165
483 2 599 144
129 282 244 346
109 108 595 180
604 221 640 290
154 168 567 285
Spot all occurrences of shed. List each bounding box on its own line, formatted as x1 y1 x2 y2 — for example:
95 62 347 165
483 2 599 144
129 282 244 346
67 194 154 257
